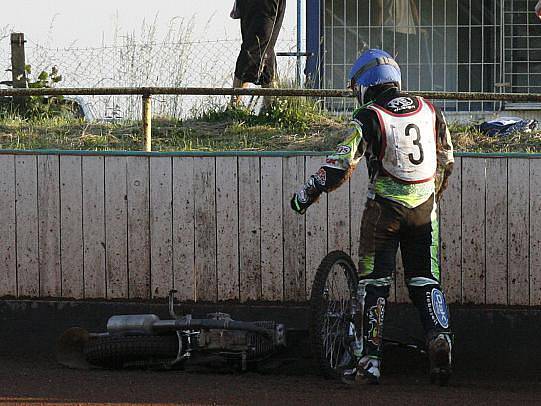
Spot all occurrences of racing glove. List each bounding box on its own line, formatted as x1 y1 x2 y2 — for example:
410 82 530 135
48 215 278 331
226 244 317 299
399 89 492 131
435 163 454 202
291 176 322 215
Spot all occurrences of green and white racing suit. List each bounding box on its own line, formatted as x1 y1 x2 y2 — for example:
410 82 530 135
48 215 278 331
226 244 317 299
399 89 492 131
292 88 454 360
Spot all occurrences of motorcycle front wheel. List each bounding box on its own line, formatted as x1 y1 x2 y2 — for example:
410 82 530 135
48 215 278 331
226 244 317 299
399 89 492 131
310 250 359 379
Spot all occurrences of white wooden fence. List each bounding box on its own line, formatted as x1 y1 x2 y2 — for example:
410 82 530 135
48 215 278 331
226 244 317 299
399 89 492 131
0 151 539 306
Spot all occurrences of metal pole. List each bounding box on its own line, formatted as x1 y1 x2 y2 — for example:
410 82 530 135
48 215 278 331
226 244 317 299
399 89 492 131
142 94 152 152
297 0 303 87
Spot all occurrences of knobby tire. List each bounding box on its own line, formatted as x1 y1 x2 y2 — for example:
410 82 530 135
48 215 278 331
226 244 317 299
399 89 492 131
310 250 359 379
84 335 179 369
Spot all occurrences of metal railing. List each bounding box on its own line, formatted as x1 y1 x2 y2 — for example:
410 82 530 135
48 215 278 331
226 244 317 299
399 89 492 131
2 86 541 151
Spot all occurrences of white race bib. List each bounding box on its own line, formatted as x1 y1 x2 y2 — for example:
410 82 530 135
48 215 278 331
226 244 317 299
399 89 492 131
368 98 437 184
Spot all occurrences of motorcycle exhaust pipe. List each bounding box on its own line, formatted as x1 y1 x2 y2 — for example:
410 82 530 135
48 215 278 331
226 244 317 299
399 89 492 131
107 314 161 335
106 315 285 345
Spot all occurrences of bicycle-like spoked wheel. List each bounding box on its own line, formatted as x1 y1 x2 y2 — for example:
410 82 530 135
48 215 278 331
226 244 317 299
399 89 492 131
310 251 359 379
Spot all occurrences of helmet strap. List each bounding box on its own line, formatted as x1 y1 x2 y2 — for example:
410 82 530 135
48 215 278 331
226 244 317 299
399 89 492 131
358 84 397 106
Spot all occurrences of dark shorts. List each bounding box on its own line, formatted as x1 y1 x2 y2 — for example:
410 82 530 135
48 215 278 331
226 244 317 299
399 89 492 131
358 194 440 285
234 0 286 86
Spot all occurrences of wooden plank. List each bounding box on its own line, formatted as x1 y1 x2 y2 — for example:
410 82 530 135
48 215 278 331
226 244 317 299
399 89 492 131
238 157 261 302
194 158 217 302
16 155 39 297
327 164 353 304
388 246 397 302
105 157 128 299
0 156 17 297
461 157 486 304
349 163 374 297
349 164 369 271
172 157 195 301
485 158 508 305
82 157 106 298
530 159 541 305
10 33 27 91
508 158 529 306
439 157 462 304
216 157 239 301
60 156 84 299
327 173 350 253
282 156 306 301
127 157 150 299
37 155 61 297
261 157 284 301
395 248 409 303
150 157 173 298
305 156 327 300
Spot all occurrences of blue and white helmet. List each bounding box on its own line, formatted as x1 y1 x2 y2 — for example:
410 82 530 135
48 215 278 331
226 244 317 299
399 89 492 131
349 49 402 104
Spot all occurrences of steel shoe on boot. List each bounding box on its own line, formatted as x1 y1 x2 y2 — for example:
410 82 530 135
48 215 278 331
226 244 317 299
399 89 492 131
428 333 452 386
355 355 381 385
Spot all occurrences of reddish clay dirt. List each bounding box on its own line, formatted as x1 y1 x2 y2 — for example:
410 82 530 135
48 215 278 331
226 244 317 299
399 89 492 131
0 355 540 405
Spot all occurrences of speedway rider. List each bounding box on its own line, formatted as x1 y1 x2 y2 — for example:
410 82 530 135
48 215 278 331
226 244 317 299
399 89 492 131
291 49 454 384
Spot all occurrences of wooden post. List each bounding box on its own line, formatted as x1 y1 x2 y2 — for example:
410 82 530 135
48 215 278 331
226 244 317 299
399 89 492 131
142 94 152 152
10 33 27 109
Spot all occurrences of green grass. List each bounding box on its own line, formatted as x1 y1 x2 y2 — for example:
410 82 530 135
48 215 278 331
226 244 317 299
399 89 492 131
0 100 539 153
448 123 541 153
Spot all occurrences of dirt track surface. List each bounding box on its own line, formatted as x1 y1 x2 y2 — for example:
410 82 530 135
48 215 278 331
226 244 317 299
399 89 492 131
0 356 540 406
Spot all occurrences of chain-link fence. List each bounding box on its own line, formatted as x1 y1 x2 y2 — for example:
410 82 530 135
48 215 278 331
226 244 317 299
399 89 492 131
319 0 541 114
2 36 299 119
1 35 11 85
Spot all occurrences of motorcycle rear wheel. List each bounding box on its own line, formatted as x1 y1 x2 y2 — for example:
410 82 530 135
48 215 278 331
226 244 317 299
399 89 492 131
84 335 179 369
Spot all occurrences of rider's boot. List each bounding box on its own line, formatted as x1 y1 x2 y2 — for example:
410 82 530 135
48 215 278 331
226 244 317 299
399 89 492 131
407 283 452 385
342 281 388 385
428 332 452 385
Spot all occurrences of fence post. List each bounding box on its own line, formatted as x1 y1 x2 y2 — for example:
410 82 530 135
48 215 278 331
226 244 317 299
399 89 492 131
142 94 152 152
10 33 27 109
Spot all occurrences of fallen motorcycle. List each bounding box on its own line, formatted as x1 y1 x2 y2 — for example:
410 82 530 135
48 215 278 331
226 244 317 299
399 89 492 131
57 290 286 371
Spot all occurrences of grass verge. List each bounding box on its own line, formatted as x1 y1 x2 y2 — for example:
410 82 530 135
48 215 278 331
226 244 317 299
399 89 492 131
0 100 539 153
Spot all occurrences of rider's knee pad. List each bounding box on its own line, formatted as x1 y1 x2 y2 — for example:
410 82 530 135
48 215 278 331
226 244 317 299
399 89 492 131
358 277 392 301
408 282 451 333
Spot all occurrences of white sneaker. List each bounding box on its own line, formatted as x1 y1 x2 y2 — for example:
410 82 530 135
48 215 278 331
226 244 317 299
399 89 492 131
355 355 381 384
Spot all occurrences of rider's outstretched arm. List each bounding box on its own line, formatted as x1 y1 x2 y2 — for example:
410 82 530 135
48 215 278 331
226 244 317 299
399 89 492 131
291 121 366 215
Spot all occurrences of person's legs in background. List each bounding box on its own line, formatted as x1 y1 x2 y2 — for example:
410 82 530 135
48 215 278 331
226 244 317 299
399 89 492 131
232 0 286 109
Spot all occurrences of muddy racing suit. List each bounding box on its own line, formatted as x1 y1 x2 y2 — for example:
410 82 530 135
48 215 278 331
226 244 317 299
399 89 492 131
292 88 454 361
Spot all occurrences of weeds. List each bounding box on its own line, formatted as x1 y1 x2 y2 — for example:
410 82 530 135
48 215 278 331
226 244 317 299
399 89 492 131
452 127 541 153
0 99 539 152
192 95 328 133
27 15 196 120
263 98 317 132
